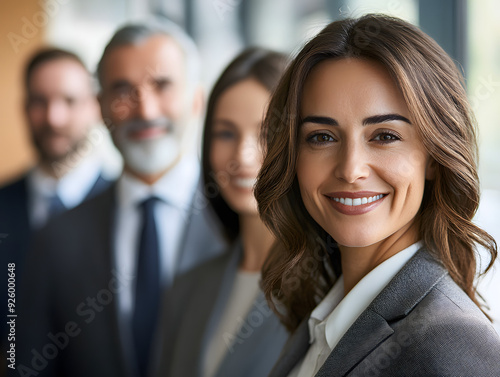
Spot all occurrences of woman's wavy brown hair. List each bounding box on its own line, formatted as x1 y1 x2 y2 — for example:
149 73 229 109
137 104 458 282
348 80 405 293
254 14 497 332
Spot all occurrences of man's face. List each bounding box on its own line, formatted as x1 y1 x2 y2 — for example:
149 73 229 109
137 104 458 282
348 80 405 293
26 58 99 164
98 35 199 177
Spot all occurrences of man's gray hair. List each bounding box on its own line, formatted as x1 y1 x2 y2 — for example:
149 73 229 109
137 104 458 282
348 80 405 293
96 19 200 91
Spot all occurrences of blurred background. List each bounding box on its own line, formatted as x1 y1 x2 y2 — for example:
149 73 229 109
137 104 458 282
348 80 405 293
0 0 499 212
0 0 498 328
1 0 499 188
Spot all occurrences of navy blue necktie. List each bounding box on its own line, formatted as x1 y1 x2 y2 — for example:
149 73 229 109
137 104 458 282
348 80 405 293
133 197 161 377
47 194 66 218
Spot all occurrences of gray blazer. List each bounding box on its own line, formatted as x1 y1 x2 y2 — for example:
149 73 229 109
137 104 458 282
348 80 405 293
16 181 226 377
269 249 500 377
156 240 289 377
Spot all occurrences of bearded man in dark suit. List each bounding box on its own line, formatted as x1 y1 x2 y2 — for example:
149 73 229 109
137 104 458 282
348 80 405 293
15 21 226 377
0 48 114 353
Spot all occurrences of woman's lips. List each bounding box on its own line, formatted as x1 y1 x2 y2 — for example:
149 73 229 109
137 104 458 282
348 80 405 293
324 191 387 215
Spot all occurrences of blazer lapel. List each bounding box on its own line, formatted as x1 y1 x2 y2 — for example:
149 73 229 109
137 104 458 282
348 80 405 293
315 309 393 377
95 185 137 377
85 173 112 201
268 318 310 377
200 241 242 358
316 249 448 377
175 178 227 277
215 291 289 377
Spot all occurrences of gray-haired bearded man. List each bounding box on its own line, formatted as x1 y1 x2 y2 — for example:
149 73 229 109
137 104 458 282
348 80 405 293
16 21 226 377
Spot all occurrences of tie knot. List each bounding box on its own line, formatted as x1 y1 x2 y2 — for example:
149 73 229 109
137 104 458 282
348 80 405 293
140 196 160 212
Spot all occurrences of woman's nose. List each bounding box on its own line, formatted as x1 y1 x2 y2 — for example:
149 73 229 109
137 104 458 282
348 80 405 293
334 141 370 183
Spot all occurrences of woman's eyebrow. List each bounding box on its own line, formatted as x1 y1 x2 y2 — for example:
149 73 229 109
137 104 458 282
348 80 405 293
363 114 411 125
301 116 338 126
213 119 237 129
301 114 411 127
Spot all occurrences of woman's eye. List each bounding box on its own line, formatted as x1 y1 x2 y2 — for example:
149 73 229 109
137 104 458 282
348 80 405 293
307 133 335 144
373 132 401 143
213 130 236 140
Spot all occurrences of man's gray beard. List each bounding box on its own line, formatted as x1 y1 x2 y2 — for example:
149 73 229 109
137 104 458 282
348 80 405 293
113 117 182 176
119 135 180 175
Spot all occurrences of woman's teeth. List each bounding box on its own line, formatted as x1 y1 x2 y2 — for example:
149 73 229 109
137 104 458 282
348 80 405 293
332 194 384 206
234 178 256 189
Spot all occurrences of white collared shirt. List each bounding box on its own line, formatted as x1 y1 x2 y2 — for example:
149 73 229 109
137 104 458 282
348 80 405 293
289 241 423 377
27 154 103 229
114 155 200 321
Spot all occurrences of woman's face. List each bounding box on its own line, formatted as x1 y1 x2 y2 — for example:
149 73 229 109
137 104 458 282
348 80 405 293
210 79 269 216
296 58 434 248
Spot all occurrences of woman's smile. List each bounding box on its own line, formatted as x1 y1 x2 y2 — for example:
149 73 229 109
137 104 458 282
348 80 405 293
325 191 388 215
297 58 434 248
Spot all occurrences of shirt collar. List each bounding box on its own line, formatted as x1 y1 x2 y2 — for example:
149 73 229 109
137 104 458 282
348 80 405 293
117 154 200 210
308 241 423 349
308 277 344 344
28 154 102 208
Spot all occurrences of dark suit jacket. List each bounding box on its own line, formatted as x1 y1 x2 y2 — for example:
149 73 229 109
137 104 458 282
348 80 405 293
15 181 226 377
0 173 110 345
156 240 289 377
269 249 500 377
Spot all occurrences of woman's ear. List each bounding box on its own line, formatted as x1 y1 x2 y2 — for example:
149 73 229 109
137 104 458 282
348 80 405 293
425 157 437 180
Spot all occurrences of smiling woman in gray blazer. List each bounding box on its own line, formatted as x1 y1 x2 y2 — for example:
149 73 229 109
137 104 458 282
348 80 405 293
254 14 500 377
156 47 289 377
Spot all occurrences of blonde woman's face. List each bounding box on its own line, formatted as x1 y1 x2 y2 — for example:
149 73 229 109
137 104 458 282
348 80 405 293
210 79 269 216
296 58 434 248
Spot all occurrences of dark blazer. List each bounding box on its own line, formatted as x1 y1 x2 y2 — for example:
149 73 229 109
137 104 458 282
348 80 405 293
156 240 289 377
0 173 110 344
0 173 109 272
269 249 500 377
15 181 226 377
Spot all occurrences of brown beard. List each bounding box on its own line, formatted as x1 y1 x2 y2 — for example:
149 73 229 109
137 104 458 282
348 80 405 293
32 128 89 175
